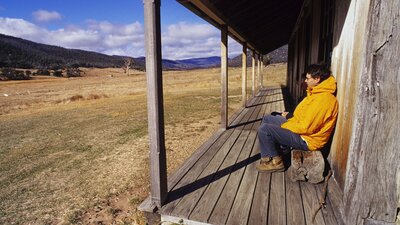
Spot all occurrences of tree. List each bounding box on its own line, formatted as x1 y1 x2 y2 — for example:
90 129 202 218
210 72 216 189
53 70 63 77
0 68 31 80
66 68 81 77
123 57 133 75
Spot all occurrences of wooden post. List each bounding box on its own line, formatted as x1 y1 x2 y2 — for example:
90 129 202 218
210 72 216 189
260 55 264 88
143 0 167 208
220 25 228 129
242 43 247 107
257 53 261 92
252 51 256 97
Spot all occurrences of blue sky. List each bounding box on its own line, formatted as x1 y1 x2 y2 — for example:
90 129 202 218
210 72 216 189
0 0 241 59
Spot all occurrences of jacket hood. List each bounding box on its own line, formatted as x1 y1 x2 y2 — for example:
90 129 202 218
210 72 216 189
308 75 337 95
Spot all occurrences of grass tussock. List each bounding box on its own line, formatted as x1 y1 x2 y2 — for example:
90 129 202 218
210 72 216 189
0 64 287 224
69 94 84 101
54 93 110 104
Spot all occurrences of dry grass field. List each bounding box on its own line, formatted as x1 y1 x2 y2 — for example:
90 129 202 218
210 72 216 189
0 63 286 224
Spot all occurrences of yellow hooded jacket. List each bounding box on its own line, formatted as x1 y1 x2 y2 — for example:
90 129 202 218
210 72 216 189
281 75 338 150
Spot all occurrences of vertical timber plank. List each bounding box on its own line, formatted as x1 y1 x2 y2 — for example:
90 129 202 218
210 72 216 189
221 25 228 129
252 51 256 97
143 0 167 208
260 55 264 88
341 0 400 224
257 54 261 92
242 43 248 107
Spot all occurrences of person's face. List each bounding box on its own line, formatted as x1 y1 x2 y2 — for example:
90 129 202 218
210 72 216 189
305 73 320 88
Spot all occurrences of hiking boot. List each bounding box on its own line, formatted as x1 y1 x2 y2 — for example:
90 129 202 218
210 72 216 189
256 155 285 173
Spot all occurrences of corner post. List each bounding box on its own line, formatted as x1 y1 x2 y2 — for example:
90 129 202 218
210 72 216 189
257 53 261 91
220 25 228 129
242 43 247 107
143 0 167 208
252 50 256 97
260 55 264 88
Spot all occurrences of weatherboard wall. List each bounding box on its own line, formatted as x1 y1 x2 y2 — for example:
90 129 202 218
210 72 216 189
287 0 400 224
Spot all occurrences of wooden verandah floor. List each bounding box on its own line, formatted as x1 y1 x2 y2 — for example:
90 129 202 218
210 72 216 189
158 87 340 225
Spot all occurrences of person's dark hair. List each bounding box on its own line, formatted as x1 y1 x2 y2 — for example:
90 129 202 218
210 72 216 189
305 64 331 83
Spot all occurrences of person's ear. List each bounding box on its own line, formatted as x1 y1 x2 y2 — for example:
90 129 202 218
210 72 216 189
315 77 321 83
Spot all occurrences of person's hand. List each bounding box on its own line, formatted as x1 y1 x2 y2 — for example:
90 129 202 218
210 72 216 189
282 112 289 117
270 111 282 116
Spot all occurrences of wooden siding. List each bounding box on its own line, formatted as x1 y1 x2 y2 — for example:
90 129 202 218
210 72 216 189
338 0 400 224
329 0 360 190
287 0 399 224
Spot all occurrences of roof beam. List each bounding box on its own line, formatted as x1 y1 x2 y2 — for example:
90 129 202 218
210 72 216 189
179 0 257 51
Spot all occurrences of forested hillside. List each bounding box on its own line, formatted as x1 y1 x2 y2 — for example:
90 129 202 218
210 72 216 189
0 34 221 71
0 33 143 70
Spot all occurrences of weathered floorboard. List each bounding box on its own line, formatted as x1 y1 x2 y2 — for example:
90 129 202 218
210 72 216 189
268 172 286 225
300 181 325 225
161 129 235 215
224 136 260 225
285 175 306 225
247 90 274 225
208 92 269 224
171 129 243 218
224 91 270 225
157 88 341 225
248 172 271 225
163 90 266 216
188 129 250 221
315 183 338 225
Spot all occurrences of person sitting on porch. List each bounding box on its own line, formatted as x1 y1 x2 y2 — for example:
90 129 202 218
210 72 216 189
256 64 338 173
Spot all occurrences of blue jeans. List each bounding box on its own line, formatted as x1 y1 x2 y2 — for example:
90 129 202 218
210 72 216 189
258 115 308 157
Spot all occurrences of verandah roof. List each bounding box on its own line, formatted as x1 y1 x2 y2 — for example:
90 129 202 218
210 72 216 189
177 0 304 54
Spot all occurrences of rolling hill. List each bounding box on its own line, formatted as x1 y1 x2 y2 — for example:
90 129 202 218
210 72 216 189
0 33 287 71
0 34 221 70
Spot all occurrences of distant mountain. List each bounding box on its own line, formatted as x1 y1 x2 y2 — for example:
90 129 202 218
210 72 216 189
267 45 288 64
0 33 222 70
131 56 220 70
177 56 221 68
228 45 288 67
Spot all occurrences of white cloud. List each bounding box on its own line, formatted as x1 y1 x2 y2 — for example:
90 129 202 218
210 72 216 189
0 17 241 60
32 10 62 22
161 22 219 59
0 18 48 42
161 22 242 59
0 17 145 57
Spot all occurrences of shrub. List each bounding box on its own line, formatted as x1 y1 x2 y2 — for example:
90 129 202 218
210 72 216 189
53 70 63 77
25 70 32 76
37 69 50 76
0 68 31 80
69 95 84 102
66 68 81 77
